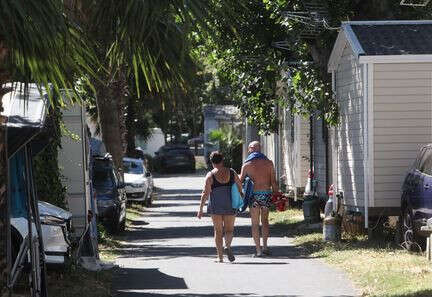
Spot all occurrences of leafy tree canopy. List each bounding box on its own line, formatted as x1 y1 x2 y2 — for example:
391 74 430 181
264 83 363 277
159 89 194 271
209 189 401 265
194 0 432 133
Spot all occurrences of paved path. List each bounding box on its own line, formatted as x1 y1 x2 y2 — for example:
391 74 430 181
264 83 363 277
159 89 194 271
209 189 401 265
112 173 359 297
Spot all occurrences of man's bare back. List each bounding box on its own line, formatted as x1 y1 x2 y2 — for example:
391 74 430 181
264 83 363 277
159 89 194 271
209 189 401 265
241 141 279 257
240 159 279 192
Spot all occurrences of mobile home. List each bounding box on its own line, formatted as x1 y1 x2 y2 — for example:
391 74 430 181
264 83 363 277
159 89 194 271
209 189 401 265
328 21 432 226
278 108 310 198
59 104 91 238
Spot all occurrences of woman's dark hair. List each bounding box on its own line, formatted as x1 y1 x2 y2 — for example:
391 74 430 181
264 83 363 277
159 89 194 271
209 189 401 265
210 151 223 164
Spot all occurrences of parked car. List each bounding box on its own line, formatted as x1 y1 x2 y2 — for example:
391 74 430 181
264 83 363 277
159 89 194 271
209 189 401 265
123 157 153 206
154 144 196 173
11 201 73 266
401 144 432 249
38 201 73 264
93 156 127 233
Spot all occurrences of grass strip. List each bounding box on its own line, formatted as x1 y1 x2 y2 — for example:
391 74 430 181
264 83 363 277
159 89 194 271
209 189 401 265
270 208 432 297
46 267 113 297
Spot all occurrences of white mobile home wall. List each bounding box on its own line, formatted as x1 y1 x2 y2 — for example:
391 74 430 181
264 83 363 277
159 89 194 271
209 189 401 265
331 37 432 216
333 43 366 211
312 114 328 199
372 63 432 208
280 108 310 198
260 133 283 182
328 21 432 225
59 105 91 238
260 133 276 163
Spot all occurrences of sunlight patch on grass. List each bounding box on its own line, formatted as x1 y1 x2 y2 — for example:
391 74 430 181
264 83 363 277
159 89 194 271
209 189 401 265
311 237 432 297
269 208 304 226
126 202 145 223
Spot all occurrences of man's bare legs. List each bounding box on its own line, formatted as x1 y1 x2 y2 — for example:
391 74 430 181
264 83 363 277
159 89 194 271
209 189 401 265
222 215 235 249
211 215 224 262
261 208 270 252
250 207 262 256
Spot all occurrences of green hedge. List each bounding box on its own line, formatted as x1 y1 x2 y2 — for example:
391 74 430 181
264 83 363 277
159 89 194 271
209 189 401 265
33 107 67 209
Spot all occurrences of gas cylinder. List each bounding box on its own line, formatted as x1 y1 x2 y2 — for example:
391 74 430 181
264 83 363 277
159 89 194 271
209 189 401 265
324 184 334 217
323 184 341 242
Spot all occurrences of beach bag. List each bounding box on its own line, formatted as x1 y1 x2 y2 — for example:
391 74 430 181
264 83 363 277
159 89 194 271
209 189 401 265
231 183 243 210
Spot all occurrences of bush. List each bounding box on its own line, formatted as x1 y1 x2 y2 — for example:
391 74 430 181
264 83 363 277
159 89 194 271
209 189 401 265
33 107 67 209
209 125 243 172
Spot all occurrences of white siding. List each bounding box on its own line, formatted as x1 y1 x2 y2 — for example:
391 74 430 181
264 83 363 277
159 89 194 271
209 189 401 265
281 109 296 192
335 44 365 208
299 117 310 187
373 63 432 208
261 133 276 163
313 114 327 198
60 105 89 237
280 108 310 196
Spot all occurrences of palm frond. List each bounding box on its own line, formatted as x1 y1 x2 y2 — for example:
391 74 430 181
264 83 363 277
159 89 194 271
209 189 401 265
87 0 242 94
0 0 95 104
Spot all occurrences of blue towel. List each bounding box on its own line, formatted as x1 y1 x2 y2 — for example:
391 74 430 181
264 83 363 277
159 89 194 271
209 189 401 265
239 152 267 212
244 152 268 163
240 176 254 212
231 184 243 210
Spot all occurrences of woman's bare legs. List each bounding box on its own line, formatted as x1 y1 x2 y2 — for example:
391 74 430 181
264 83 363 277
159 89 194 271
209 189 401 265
211 215 224 262
222 215 236 249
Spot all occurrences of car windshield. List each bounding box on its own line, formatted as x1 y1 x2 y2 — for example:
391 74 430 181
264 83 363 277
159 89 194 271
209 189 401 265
124 160 144 174
93 170 114 188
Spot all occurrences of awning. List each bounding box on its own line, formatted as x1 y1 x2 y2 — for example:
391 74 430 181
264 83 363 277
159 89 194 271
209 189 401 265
1 84 48 157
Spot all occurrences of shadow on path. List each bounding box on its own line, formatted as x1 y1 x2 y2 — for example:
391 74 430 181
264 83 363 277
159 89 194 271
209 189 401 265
112 244 315 261
114 292 357 297
115 293 298 297
112 178 346 297
114 268 187 291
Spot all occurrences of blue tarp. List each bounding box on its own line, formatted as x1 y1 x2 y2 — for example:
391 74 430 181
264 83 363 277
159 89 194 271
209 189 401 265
10 149 28 218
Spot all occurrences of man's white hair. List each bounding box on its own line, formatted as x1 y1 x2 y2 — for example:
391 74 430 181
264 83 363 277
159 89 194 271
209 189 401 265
248 141 261 152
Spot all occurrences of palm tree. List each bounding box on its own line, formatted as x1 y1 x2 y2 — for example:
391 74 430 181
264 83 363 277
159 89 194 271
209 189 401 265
0 2 240 293
0 1 91 293
65 0 238 173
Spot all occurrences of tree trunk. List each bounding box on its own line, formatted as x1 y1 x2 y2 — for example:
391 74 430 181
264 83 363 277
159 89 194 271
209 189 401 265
0 41 10 296
125 95 136 157
95 70 128 175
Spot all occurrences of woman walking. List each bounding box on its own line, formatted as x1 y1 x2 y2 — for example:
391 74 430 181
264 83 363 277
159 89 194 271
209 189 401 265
197 151 243 263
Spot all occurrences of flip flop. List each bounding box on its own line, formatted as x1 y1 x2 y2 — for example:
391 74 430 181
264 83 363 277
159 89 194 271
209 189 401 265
262 248 272 256
225 248 235 262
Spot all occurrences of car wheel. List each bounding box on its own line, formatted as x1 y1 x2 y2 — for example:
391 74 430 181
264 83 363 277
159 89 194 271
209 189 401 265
401 206 423 251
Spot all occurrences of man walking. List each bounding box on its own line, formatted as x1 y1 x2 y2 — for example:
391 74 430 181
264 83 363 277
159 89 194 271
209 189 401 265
240 141 279 257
